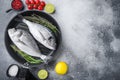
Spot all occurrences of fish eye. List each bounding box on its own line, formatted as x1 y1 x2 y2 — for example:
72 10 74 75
48 36 52 40
17 31 23 37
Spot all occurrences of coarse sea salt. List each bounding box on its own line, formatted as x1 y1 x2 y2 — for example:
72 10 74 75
8 65 19 77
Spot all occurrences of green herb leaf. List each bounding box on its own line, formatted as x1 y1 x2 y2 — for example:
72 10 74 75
10 45 43 64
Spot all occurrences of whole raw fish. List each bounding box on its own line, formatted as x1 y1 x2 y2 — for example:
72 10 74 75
22 19 56 50
8 28 52 63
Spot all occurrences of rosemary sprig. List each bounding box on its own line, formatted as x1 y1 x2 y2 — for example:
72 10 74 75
10 45 43 64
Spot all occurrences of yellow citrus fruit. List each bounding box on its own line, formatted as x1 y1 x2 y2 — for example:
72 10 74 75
55 61 68 75
45 3 55 14
37 69 48 80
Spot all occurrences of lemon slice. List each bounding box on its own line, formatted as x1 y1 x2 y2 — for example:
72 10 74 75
45 3 55 14
55 61 68 75
37 69 48 79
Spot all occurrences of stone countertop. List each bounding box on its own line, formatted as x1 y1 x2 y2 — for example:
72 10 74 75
1 0 120 80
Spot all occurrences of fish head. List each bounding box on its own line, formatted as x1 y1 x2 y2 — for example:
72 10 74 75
46 36 56 50
8 28 23 42
8 28 16 35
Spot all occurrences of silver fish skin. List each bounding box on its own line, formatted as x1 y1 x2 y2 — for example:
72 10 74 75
8 28 52 63
22 19 56 50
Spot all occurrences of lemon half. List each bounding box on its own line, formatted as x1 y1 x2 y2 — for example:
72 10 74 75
37 69 48 79
45 3 55 14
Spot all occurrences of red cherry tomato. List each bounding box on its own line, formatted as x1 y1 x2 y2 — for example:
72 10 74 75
40 1 45 7
28 5 33 10
33 4 38 9
30 0 35 4
38 5 43 10
35 0 40 4
25 0 31 5
14 0 21 1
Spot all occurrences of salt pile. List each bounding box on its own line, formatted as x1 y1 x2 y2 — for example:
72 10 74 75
8 64 19 77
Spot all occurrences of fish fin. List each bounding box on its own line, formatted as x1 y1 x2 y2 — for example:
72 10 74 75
18 39 27 46
38 31 46 41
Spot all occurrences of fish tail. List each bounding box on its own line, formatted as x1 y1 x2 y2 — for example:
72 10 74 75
18 15 24 20
15 15 24 22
